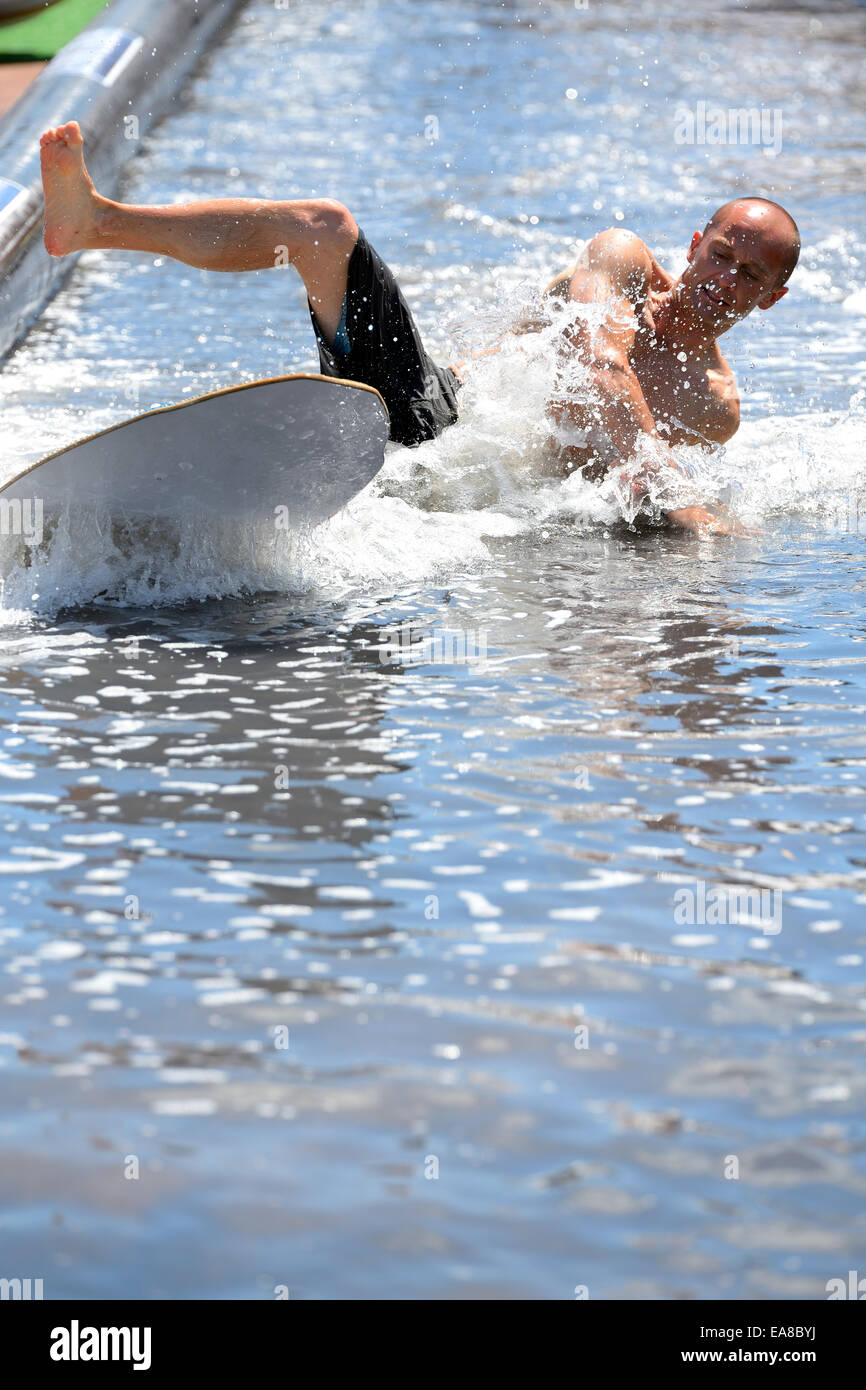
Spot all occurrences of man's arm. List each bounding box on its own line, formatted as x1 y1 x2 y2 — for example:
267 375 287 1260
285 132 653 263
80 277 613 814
701 359 740 444
549 229 674 483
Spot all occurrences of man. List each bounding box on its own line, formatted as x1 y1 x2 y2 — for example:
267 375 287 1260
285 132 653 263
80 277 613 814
538 199 798 533
39 121 798 534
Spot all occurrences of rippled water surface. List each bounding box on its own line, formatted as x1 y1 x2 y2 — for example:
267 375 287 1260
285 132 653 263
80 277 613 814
1 0 865 1299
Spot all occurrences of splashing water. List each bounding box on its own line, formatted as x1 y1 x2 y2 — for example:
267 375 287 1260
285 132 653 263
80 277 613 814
4 303 864 619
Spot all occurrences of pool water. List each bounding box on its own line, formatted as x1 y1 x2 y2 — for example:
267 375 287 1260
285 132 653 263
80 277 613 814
0 0 865 1299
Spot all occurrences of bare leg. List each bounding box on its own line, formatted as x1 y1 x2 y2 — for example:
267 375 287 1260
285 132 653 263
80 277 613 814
39 121 358 342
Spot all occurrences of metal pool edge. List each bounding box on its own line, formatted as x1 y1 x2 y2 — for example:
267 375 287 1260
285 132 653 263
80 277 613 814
0 0 247 364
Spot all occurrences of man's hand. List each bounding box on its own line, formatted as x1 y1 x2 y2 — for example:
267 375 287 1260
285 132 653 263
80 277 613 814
640 253 674 334
666 504 759 537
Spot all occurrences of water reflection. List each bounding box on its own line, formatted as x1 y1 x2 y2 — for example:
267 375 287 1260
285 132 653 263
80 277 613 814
1 525 864 1297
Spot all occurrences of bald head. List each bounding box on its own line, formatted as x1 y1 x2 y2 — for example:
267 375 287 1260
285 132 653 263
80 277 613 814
704 197 800 287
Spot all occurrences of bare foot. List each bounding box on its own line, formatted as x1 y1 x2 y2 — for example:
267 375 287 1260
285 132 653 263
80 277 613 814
40 121 106 256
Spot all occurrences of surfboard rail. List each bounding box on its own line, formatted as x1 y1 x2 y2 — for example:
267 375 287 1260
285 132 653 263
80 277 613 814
0 372 389 496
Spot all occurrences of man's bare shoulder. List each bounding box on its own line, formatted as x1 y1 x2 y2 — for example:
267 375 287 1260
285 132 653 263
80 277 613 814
541 228 663 304
573 227 654 292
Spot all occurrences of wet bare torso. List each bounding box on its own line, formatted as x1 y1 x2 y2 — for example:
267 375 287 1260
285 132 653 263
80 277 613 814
628 322 735 448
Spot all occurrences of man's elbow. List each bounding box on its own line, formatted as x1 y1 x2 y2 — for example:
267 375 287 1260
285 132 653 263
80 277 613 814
709 403 740 444
583 228 647 268
585 352 633 383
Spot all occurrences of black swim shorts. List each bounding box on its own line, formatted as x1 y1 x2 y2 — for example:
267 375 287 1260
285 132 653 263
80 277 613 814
307 228 461 448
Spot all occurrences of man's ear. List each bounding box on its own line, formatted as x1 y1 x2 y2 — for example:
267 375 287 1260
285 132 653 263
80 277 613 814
685 230 702 265
757 286 788 311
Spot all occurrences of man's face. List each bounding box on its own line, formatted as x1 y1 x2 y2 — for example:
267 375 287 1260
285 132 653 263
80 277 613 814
679 209 790 330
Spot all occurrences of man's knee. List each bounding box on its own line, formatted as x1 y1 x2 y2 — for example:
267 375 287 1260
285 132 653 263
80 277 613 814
292 200 358 330
302 199 358 259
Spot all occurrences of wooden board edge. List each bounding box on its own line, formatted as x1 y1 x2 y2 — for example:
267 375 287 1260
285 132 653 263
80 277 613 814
0 372 390 497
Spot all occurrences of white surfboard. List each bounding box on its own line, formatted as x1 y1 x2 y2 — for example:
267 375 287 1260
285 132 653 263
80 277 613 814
0 373 389 541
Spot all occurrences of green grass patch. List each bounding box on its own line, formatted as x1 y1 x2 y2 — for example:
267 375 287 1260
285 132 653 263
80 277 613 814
0 0 110 63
